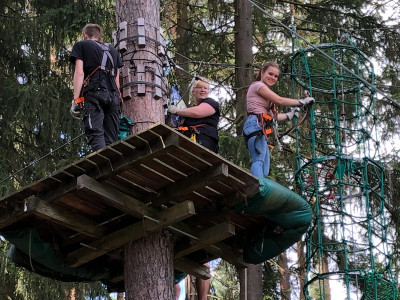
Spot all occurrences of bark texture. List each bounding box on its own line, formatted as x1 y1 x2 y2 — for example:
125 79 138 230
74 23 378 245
116 1 172 299
116 0 165 133
124 230 174 300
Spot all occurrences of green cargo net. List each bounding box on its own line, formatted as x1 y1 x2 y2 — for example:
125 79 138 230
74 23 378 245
291 33 397 300
360 273 398 300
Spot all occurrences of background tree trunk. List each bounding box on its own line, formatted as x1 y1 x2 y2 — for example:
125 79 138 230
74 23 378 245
235 0 261 298
234 0 254 135
278 252 291 300
239 265 263 300
296 241 306 300
174 0 192 102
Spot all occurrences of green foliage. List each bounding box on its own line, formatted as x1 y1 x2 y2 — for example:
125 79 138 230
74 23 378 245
0 0 116 298
0 0 115 195
218 132 251 169
210 260 240 300
262 261 281 299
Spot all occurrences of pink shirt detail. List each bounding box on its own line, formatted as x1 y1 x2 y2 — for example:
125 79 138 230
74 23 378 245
246 81 272 115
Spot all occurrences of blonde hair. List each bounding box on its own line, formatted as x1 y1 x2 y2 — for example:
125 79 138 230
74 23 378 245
190 76 210 93
82 24 103 41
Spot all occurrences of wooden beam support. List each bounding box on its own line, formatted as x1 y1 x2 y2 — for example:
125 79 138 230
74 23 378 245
66 200 195 267
205 242 248 268
169 221 247 268
25 196 104 238
37 176 78 202
76 174 158 219
174 221 235 259
0 206 31 230
149 162 229 207
174 258 211 280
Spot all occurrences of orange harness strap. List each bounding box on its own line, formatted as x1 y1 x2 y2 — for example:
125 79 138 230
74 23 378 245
177 124 206 142
258 113 275 149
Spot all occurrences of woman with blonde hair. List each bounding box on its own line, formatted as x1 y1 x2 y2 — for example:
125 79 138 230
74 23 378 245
168 76 220 153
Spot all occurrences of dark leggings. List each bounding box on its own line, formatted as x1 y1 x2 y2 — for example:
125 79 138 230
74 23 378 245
196 133 219 153
181 131 219 153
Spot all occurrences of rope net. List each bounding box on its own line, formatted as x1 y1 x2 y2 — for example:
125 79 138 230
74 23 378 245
291 34 397 300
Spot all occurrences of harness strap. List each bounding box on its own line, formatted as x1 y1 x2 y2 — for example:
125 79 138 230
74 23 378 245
177 124 206 142
177 124 206 133
77 42 116 103
259 113 275 149
98 42 115 76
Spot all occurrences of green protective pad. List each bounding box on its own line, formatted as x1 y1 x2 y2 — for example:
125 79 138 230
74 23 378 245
234 177 312 264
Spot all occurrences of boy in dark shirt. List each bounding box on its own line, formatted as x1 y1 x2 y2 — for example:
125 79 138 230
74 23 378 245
70 23 123 151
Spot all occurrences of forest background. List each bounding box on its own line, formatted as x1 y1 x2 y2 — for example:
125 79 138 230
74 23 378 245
0 0 400 299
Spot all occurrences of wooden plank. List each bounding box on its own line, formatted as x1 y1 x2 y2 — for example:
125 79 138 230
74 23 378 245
0 200 32 229
105 175 155 197
154 153 198 176
96 147 123 162
37 177 78 202
26 196 104 238
66 200 196 267
174 258 211 280
149 163 229 207
110 140 136 153
117 169 160 192
62 163 87 177
94 132 181 181
174 221 235 259
131 163 174 187
169 219 246 267
166 147 211 171
86 153 114 176
74 158 99 174
147 123 178 137
141 158 188 182
76 174 159 219
205 242 248 268
50 170 75 182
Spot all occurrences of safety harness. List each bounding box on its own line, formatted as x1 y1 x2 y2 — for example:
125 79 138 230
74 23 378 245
244 103 279 149
177 124 206 142
74 42 115 108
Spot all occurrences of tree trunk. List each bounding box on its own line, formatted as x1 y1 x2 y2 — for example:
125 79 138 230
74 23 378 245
239 264 263 300
115 1 171 299
296 241 306 300
124 230 174 299
174 0 192 102
236 0 258 294
234 0 253 135
322 252 331 300
116 0 165 132
278 252 291 300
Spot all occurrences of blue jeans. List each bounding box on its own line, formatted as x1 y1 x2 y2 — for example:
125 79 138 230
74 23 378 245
243 115 270 177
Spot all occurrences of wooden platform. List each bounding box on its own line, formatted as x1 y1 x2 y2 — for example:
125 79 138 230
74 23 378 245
0 123 261 285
